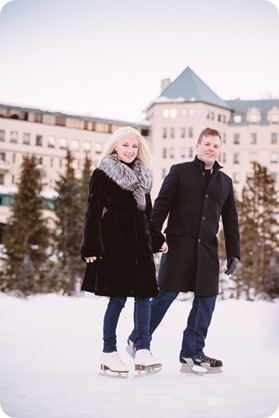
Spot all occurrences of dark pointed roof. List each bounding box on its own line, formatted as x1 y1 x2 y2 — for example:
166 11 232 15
154 66 230 110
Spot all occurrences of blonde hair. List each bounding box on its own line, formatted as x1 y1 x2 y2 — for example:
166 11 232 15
97 126 153 168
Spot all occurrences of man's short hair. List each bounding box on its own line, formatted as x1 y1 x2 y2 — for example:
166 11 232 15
197 127 222 144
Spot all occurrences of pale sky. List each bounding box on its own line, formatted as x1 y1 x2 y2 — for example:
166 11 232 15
0 0 278 122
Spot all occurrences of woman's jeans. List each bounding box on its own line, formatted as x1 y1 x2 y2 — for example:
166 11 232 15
128 289 217 358
103 297 151 353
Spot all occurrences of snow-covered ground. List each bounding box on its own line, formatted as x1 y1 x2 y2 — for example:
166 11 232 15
0 293 278 418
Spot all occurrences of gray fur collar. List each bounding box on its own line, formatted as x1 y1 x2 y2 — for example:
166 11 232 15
98 154 152 211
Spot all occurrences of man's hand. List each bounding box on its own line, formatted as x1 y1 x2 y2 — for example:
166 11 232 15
225 257 239 275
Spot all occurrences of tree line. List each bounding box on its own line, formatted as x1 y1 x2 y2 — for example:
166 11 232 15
0 153 278 300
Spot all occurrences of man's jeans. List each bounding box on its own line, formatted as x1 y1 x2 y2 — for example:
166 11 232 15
128 289 217 358
103 297 151 352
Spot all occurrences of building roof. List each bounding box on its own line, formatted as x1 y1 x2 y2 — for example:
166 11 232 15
152 66 230 110
226 98 279 125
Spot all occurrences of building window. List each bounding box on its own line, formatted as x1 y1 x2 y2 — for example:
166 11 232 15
162 168 167 178
250 114 258 123
169 147 175 158
188 127 193 138
0 130 5 142
233 173 240 183
59 137 67 149
180 127 186 138
0 152 5 162
170 128 175 139
95 142 102 154
233 133 240 144
180 147 186 158
95 123 110 133
162 109 169 119
180 109 187 118
271 114 279 123
23 133 30 145
48 136 56 148
271 173 277 182
170 108 177 119
36 135 43 146
233 153 240 164
189 147 193 158
56 117 66 126
250 133 257 144
10 131 18 143
84 141 91 151
36 156 43 165
162 148 167 158
271 152 278 163
250 152 257 163
162 128 167 138
233 115 242 123
271 133 278 144
0 174 4 185
71 139 80 151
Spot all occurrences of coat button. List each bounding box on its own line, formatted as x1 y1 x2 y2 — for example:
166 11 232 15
198 238 201 243
202 172 205 176
205 194 209 198
202 216 205 220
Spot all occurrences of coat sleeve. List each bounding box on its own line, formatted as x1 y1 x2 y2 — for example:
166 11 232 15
151 164 179 232
80 169 105 261
145 193 165 253
221 180 241 260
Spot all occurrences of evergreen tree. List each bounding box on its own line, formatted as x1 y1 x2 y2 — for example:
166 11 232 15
53 149 84 294
236 163 279 300
0 155 49 296
80 152 92 217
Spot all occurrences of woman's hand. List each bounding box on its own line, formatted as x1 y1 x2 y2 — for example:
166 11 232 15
85 256 97 263
160 242 168 253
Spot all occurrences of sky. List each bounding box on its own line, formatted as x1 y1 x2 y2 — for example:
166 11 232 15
0 0 279 122
0 293 279 418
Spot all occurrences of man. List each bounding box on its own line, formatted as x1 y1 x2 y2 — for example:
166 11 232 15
127 127 240 373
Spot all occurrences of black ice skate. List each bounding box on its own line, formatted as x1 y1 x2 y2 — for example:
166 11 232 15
180 354 223 375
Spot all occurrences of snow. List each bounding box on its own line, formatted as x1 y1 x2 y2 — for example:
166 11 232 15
0 293 278 418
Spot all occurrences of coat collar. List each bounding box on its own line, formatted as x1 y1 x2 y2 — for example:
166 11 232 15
98 154 152 211
194 155 223 172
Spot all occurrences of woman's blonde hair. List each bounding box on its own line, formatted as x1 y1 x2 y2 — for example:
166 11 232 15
97 126 152 168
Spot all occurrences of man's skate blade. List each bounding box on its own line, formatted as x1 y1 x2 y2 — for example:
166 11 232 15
134 365 162 378
180 364 208 375
99 369 128 379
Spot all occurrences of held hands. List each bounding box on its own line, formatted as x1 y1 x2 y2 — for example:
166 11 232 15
225 257 239 275
85 256 97 263
160 242 169 253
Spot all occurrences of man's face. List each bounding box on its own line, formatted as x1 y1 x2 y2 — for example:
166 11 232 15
196 135 221 169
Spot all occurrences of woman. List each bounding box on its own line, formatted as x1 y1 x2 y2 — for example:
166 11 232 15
80 126 168 376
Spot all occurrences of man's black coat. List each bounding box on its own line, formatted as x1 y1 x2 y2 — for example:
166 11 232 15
152 156 241 296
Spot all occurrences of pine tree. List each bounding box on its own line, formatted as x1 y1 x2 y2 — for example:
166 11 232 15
80 152 92 218
53 149 84 295
236 163 279 300
0 155 49 296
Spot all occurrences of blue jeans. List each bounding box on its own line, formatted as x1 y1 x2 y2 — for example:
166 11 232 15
103 297 151 353
128 289 217 358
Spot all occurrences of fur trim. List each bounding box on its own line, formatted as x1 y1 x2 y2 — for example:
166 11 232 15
98 154 152 210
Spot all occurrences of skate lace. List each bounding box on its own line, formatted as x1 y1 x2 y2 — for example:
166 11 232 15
199 355 219 366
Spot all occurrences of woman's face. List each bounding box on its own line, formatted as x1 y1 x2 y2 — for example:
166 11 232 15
115 134 139 163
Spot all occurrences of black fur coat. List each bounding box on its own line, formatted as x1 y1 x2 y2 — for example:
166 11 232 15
80 155 165 297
